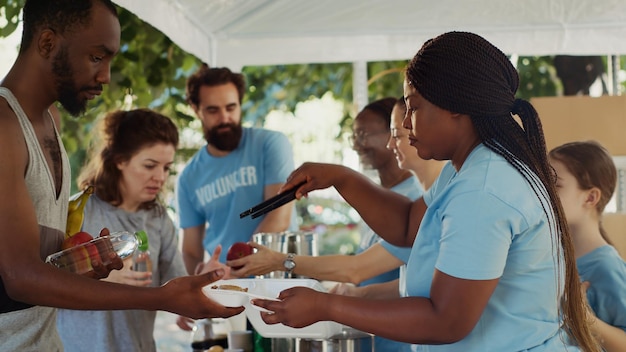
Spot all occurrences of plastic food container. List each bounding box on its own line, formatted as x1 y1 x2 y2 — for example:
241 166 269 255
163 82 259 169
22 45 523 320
203 280 252 307
203 279 279 309
204 278 343 339
46 231 141 275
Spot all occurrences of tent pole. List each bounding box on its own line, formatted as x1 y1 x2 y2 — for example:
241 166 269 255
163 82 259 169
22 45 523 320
353 61 369 112
607 55 621 96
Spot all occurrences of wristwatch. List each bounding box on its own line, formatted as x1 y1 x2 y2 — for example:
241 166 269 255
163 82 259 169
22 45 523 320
283 253 296 276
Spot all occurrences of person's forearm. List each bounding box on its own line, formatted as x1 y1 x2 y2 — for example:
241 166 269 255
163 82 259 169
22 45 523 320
6 260 239 321
181 227 205 275
254 204 292 234
291 254 365 284
292 245 403 284
324 294 465 344
183 251 203 275
359 279 401 299
253 182 293 235
239 252 362 283
591 317 626 352
4 260 161 311
330 166 417 247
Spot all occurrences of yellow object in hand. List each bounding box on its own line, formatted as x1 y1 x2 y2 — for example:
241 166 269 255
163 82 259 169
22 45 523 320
66 185 94 238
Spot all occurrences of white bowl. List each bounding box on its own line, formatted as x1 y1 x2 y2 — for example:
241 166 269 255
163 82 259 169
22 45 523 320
204 289 248 307
242 278 344 339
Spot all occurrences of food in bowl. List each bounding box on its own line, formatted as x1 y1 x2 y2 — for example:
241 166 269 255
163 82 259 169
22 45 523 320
211 284 248 292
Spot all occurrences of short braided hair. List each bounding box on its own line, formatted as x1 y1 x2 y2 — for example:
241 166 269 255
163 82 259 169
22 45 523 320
21 0 117 53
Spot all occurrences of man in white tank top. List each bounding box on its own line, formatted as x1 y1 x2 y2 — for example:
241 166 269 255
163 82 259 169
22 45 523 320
0 1 242 350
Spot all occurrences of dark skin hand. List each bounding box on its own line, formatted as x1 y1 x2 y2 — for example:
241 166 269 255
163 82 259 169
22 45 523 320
84 228 124 279
156 269 245 319
253 271 498 344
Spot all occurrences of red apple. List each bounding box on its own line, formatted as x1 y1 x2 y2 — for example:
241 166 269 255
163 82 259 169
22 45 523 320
62 231 94 249
62 231 101 272
226 242 253 270
67 247 91 274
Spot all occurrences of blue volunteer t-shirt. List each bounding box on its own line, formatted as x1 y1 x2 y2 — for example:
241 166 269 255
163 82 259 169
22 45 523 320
577 245 626 333
406 144 579 352
176 127 295 262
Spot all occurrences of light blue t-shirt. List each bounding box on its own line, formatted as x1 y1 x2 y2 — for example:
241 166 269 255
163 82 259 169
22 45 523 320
380 239 412 297
176 127 296 262
577 245 626 333
406 144 578 352
357 174 423 352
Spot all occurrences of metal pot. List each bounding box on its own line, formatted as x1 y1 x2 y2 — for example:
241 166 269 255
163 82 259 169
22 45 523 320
252 231 318 278
296 327 375 352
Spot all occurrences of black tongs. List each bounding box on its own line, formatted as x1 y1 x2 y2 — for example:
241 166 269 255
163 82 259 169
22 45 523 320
240 181 306 219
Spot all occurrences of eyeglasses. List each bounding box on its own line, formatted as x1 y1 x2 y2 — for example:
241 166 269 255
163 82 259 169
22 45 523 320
349 130 388 146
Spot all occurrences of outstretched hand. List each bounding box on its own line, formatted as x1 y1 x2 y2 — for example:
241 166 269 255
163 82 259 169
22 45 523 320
228 242 283 277
195 244 231 278
160 269 244 319
252 286 327 328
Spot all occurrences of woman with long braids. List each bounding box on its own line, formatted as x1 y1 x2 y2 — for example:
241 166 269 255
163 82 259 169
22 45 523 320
252 32 599 351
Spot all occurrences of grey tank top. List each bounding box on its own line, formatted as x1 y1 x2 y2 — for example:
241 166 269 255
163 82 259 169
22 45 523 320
0 87 70 351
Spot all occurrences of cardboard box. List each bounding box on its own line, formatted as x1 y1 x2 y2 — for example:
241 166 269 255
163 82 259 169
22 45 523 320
531 95 626 155
531 95 626 260
603 213 626 260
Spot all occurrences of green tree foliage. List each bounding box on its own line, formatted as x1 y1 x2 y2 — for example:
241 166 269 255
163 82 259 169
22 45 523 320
515 56 560 99
243 60 408 137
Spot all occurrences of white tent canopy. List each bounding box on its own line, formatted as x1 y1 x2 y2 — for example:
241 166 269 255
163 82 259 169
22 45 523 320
113 0 626 70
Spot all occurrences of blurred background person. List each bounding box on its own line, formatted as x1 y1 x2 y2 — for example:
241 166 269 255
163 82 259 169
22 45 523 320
57 109 188 352
175 65 297 330
177 65 297 272
349 97 422 290
387 97 446 192
549 140 626 351
330 96 447 299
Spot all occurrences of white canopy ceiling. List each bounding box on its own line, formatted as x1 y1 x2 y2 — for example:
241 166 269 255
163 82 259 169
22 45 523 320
113 0 626 70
